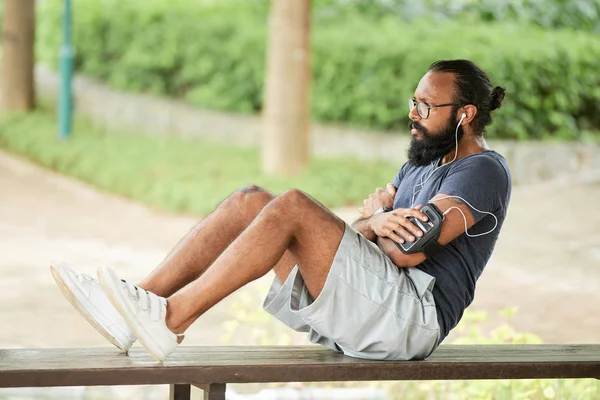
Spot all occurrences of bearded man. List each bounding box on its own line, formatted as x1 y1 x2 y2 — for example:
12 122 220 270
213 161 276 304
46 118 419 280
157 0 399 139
52 59 511 362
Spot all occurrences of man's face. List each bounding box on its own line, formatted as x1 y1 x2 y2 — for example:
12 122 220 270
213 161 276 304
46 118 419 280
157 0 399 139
407 71 463 166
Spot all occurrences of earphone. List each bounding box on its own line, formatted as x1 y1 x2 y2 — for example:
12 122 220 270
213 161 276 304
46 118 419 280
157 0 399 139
410 113 465 206
410 111 498 238
431 195 498 238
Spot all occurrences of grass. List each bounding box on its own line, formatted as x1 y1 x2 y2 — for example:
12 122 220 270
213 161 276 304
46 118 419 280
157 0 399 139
0 108 400 215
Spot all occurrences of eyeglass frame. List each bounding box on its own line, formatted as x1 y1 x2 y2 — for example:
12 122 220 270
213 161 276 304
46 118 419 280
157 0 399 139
408 98 460 119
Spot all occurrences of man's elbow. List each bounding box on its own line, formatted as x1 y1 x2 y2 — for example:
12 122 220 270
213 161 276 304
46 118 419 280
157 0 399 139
402 255 422 268
396 250 430 267
389 251 423 268
378 237 425 267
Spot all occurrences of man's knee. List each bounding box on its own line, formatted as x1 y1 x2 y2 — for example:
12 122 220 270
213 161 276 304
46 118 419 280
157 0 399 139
238 184 265 195
231 184 274 210
269 189 316 219
279 189 313 206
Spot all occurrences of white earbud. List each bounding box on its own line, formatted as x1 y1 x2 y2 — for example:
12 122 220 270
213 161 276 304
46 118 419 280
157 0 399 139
460 112 466 122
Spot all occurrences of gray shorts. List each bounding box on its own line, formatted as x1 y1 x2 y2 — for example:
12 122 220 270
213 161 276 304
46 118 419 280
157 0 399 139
263 223 440 361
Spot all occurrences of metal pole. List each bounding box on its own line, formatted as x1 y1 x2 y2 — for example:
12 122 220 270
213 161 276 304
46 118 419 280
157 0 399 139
58 0 74 140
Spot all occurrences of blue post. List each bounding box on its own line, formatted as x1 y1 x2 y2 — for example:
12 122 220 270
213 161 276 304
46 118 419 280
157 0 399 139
58 0 74 140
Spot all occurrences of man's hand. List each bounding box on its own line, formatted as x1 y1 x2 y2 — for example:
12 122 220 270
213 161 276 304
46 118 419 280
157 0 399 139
367 205 429 244
359 184 397 218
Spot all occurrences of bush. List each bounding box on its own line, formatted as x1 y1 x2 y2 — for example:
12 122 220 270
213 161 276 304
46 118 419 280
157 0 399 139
311 17 600 140
37 0 600 140
316 0 600 33
37 0 269 114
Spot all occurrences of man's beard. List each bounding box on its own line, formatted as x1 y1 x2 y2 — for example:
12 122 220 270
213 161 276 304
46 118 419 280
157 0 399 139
407 117 464 167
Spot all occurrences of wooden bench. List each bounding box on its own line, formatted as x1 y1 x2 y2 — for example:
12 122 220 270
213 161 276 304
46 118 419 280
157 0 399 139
1 345 599 400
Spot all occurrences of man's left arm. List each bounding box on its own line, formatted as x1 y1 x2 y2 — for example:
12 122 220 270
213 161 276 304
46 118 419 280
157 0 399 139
377 194 476 267
380 156 509 268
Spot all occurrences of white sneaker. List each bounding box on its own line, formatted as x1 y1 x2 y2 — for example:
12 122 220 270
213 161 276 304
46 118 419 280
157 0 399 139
97 265 183 363
50 261 136 352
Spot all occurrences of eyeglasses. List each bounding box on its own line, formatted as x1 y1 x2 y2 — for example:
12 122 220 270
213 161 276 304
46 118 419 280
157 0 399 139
408 98 458 119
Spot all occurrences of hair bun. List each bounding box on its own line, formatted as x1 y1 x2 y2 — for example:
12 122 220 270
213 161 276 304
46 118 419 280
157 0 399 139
491 86 506 111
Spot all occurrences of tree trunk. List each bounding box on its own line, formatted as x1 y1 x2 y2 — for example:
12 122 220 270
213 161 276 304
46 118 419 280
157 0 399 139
261 0 310 176
1 0 36 112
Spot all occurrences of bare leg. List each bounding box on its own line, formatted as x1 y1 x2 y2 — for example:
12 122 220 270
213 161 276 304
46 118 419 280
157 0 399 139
165 189 346 334
137 185 296 297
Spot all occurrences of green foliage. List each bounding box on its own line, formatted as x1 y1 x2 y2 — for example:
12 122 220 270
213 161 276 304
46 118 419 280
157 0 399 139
37 0 269 114
36 0 600 140
316 0 600 33
311 18 600 140
0 108 397 215
221 280 294 346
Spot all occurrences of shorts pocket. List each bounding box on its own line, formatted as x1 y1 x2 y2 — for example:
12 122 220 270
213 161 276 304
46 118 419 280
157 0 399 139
404 267 436 300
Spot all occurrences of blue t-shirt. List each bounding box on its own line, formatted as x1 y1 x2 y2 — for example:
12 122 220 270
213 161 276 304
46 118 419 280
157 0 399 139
391 150 511 342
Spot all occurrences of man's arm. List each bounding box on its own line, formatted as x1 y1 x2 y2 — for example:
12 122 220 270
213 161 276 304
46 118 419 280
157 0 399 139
377 194 477 268
353 183 397 242
351 217 377 241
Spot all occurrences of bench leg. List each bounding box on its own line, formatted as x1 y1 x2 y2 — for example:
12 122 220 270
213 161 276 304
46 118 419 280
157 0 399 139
197 383 226 400
169 384 191 400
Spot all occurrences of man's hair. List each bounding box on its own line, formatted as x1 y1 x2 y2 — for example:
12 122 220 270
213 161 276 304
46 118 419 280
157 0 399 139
428 59 506 136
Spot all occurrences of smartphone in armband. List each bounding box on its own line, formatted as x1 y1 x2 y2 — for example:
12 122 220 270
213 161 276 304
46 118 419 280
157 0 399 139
393 203 444 257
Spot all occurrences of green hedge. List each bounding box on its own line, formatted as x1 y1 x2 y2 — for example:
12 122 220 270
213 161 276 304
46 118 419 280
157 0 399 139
37 0 600 140
311 17 600 140
315 0 600 33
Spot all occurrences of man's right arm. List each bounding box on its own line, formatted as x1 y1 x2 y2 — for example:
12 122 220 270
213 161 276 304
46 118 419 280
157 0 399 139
354 183 397 242
351 217 377 242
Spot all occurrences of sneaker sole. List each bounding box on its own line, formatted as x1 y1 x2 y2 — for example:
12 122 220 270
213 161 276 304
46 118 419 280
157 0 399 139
97 266 169 362
50 263 133 353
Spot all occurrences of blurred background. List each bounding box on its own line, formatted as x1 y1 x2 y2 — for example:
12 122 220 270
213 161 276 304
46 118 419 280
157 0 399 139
0 0 599 399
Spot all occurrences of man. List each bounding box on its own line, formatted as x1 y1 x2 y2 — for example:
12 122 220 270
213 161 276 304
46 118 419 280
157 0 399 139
51 59 511 363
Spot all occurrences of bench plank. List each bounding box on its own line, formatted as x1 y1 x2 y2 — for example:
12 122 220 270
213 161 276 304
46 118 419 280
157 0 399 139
1 345 599 388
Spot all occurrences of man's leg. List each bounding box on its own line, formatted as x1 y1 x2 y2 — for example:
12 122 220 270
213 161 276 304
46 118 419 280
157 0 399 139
51 184 300 354
165 189 345 334
136 185 297 297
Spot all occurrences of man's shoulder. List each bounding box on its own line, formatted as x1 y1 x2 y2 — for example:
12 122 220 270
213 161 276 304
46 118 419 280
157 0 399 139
455 150 511 182
446 150 512 207
462 149 507 165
